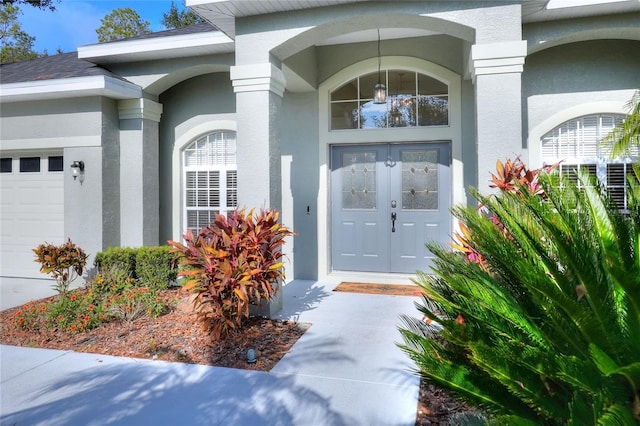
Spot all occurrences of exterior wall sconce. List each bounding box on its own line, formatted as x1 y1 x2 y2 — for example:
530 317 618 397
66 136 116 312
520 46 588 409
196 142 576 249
70 160 85 183
373 29 387 104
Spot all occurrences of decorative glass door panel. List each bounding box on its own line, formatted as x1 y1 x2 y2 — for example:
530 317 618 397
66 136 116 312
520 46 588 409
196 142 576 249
331 143 451 273
341 151 377 209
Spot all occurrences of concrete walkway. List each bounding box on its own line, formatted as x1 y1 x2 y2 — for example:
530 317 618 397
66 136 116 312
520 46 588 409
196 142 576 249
1 279 421 425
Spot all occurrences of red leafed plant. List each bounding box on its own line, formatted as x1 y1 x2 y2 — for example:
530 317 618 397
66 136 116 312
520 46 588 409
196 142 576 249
452 158 557 267
168 208 294 341
489 156 557 197
33 238 88 296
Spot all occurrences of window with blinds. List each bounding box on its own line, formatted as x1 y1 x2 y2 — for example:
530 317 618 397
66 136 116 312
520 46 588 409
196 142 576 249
541 114 638 211
183 131 237 235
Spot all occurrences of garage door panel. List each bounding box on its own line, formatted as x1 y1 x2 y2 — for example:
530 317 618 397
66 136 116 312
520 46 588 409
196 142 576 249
0 154 64 278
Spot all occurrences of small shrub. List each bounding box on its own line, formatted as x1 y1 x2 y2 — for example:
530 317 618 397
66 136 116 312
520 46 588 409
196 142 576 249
94 246 178 289
94 247 137 278
135 246 178 289
89 264 136 297
105 287 164 322
33 238 88 295
47 290 103 332
168 208 294 341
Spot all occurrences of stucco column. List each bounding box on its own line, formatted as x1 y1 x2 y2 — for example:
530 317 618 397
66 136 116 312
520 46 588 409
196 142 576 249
230 63 285 211
118 98 163 246
471 41 527 192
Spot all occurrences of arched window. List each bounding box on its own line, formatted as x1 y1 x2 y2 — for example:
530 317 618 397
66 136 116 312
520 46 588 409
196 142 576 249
330 70 448 130
541 114 638 211
182 131 237 235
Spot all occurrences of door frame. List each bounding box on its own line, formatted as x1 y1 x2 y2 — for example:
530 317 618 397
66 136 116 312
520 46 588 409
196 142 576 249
317 56 464 282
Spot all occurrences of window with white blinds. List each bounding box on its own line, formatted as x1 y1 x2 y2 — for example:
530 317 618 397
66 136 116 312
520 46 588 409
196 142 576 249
541 114 638 211
183 131 237 235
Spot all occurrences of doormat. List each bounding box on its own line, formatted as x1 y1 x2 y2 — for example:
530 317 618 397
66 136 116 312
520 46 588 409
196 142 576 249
333 282 422 297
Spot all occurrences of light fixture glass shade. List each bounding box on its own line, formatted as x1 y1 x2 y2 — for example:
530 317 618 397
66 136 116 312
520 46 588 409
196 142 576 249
373 82 387 104
70 160 85 182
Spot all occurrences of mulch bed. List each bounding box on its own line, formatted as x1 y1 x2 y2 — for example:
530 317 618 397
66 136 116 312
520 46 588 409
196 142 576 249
0 288 307 371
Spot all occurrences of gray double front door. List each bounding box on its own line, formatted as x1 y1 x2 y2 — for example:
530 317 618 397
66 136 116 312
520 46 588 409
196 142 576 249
331 142 451 274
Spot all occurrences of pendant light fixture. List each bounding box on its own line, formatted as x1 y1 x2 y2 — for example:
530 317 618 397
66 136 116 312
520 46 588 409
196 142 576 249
373 29 387 104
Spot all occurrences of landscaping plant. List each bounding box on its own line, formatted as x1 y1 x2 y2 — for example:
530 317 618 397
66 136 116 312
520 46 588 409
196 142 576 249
399 161 640 425
33 238 88 295
94 246 178 289
168 208 294 341
14 244 167 333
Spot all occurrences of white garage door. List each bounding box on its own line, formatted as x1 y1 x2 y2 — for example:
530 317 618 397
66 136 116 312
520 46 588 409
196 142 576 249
0 154 64 279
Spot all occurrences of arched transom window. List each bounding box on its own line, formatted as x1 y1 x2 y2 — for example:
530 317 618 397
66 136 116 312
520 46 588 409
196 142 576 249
182 131 237 235
541 113 638 211
330 70 448 130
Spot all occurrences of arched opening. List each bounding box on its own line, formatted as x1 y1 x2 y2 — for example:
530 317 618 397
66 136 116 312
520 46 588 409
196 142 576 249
330 70 449 130
541 113 638 211
181 131 237 235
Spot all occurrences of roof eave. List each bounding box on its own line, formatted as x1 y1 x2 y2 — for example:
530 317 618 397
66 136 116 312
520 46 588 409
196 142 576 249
0 75 142 103
78 31 234 64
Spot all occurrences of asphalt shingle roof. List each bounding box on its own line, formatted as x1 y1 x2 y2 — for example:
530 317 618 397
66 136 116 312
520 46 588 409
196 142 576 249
0 52 123 84
0 24 217 85
114 22 217 41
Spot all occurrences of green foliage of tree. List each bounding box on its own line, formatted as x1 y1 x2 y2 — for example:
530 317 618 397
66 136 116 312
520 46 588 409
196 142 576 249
398 165 640 424
602 90 640 158
0 2 39 63
161 1 205 29
95 7 151 43
1 0 57 11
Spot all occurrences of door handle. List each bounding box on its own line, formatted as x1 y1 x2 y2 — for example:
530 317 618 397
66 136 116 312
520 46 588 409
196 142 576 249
391 212 397 233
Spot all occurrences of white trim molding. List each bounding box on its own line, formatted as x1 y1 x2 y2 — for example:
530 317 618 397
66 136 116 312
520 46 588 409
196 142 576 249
0 135 102 151
230 63 286 97
471 40 527 80
118 98 163 122
528 100 628 167
78 31 234 63
0 75 141 103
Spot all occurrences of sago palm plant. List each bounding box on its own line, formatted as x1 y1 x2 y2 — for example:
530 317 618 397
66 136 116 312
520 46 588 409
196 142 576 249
399 169 640 425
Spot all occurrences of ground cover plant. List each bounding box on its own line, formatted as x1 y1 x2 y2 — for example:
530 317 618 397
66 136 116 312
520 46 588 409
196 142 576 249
399 159 640 425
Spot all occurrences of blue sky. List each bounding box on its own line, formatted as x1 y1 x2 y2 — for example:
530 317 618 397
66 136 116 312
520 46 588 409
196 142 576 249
19 0 181 54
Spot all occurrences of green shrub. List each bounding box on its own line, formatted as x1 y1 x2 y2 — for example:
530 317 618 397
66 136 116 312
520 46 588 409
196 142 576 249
168 208 294 341
94 246 178 289
94 247 137 278
89 264 136 296
398 161 640 424
135 246 178 289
